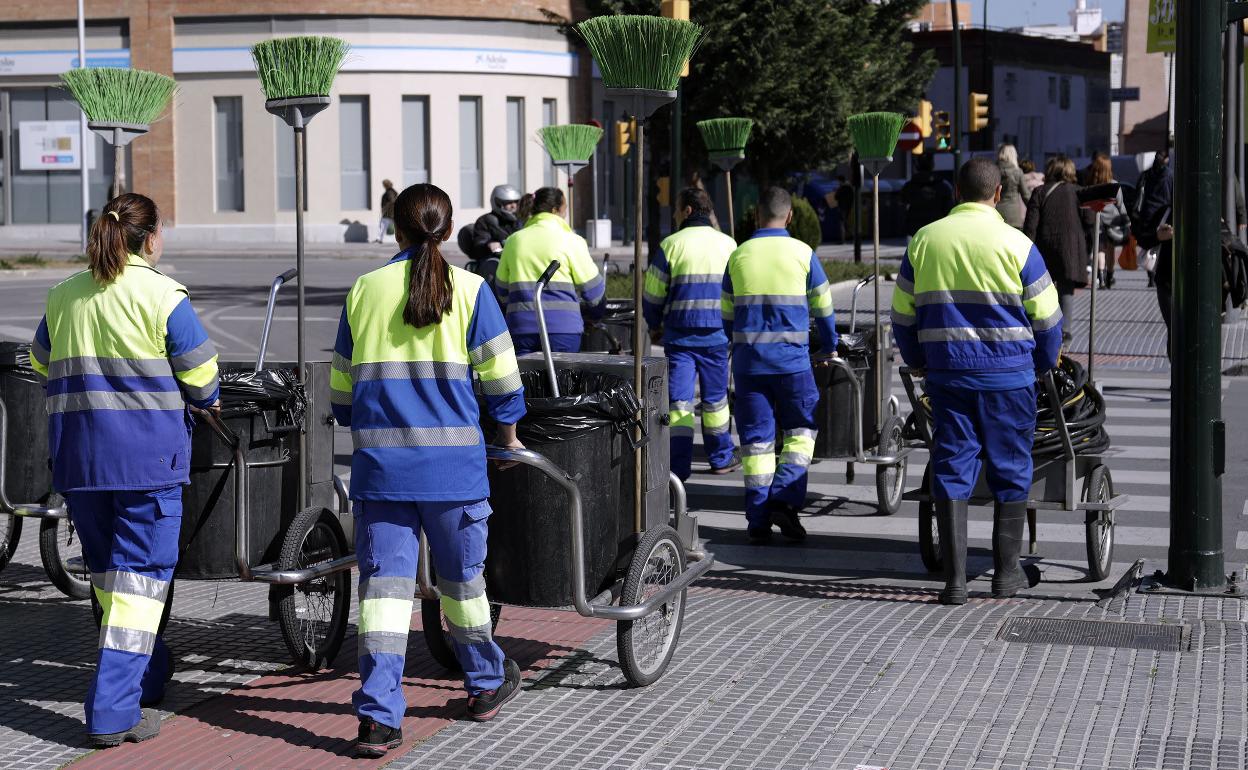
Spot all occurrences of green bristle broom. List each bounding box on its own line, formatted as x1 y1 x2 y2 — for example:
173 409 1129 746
575 13 704 535
697 117 754 238
251 34 348 510
538 124 604 229
60 67 176 198
846 111 904 438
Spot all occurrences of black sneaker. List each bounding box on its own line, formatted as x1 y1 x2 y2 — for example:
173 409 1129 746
467 659 522 722
769 505 807 542
710 452 742 475
89 709 161 748
747 525 772 543
355 718 402 758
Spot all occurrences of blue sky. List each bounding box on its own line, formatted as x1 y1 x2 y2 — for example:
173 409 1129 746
982 0 1125 28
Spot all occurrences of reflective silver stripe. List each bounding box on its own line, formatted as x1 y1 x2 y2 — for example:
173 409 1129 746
32 341 50 367
479 370 523 396
891 310 917 328
671 400 695 413
507 280 576 293
508 301 582 313
784 428 817 440
896 275 915 294
1023 273 1054 300
360 576 416 600
914 289 1023 308
734 294 807 307
672 273 723 286
359 630 409 656
703 399 728 412
100 625 156 656
469 332 514 366
742 442 775 457
47 390 186 414
744 473 775 490
103 570 169 600
807 281 831 297
179 380 218 402
91 573 106 592
446 621 494 645
668 299 722 312
437 574 486 601
811 303 835 318
643 290 667 305
353 426 480 449
580 273 605 293
169 339 218 372
670 426 695 439
49 356 172 379
703 423 731 436
353 361 470 381
332 352 352 373
330 388 352 405
733 331 809 345
917 326 1034 344
779 452 813 467
647 266 669 282
1031 309 1063 331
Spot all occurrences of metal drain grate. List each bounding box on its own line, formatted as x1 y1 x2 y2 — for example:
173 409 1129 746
997 617 1187 652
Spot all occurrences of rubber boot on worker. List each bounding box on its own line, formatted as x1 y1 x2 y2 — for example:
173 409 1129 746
936 500 968 606
991 500 1029 598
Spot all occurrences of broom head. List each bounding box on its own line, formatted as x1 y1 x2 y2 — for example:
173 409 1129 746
698 117 753 159
538 124 604 164
251 36 350 100
847 111 905 161
576 15 703 92
60 68 176 126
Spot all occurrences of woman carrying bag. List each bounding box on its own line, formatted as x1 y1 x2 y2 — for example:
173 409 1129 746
1024 155 1091 345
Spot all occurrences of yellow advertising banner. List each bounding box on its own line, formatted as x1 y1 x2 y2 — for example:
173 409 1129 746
1146 0 1176 54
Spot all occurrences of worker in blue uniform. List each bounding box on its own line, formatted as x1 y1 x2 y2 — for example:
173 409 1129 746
30 193 220 747
891 158 1063 605
643 187 741 480
722 187 838 543
494 187 606 356
331 183 527 759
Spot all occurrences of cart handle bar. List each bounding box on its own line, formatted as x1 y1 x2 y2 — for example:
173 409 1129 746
849 274 876 335
256 268 299 372
0 398 67 518
534 260 562 397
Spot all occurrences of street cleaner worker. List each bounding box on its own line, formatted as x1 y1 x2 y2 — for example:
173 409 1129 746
494 186 606 356
30 193 220 748
644 187 742 480
722 187 838 543
331 183 526 759
890 157 1063 606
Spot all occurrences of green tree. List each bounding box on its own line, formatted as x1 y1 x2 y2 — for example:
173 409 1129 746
582 0 936 183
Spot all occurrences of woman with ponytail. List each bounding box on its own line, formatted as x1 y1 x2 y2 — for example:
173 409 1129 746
29 193 220 748
329 183 526 758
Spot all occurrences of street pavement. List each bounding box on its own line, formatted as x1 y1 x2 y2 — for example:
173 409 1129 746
1 258 1247 768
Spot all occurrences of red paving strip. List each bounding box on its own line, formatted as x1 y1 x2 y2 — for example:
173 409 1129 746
70 608 611 770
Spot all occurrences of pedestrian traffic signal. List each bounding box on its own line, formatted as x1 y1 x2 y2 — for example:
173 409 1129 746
968 92 990 133
916 99 933 139
615 120 633 157
933 110 952 151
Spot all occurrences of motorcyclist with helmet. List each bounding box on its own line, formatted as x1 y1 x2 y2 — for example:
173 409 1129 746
459 185 524 286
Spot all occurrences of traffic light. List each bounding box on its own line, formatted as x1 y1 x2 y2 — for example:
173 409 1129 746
657 176 671 207
968 92 990 133
933 110 952 151
661 0 691 76
615 120 633 157
916 99 933 139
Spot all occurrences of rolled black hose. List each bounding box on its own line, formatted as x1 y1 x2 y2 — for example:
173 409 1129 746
913 357 1110 459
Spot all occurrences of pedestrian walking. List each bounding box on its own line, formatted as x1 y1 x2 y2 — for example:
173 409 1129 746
1084 154 1128 290
900 153 955 242
722 187 838 543
996 143 1030 229
891 158 1063 605
643 188 741 481
377 179 398 244
494 187 606 356
1019 159 1045 197
331 183 526 758
1023 155 1090 345
30 193 221 747
1133 146 1173 289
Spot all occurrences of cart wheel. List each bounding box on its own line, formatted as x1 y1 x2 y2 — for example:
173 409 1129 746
875 415 907 515
0 513 21 572
917 465 942 573
39 497 91 600
1082 465 1115 582
420 597 503 673
617 524 687 687
274 507 351 671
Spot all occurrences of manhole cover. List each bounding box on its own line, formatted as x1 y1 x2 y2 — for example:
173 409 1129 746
997 617 1187 651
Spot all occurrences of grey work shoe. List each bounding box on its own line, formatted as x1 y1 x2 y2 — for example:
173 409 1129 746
89 709 161 748
936 500 969 606
992 500 1030 598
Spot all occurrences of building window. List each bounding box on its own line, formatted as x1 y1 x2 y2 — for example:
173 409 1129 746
543 98 557 188
459 97 483 208
403 96 430 188
506 97 525 191
1060 77 1071 111
214 96 244 212
1004 72 1017 103
276 121 306 211
1048 77 1057 105
340 96 371 210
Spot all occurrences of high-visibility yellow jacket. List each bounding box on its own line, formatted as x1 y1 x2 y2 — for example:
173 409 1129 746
643 219 738 347
494 212 606 336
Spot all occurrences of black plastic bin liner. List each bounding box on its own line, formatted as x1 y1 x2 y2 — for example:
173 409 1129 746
483 369 641 608
177 365 305 579
582 299 637 355
0 342 54 506
810 321 894 459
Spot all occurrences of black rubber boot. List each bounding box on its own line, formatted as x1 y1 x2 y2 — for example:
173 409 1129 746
936 500 968 605
992 500 1029 598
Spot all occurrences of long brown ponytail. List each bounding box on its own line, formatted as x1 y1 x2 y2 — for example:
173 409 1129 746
87 193 159 284
394 184 454 328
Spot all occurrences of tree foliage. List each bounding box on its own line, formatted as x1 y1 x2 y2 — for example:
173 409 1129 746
582 0 936 183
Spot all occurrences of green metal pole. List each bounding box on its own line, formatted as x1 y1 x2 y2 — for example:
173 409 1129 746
951 0 963 174
672 84 682 218
1168 0 1225 591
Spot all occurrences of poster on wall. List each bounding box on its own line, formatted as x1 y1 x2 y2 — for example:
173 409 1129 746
18 121 97 171
1146 0 1176 54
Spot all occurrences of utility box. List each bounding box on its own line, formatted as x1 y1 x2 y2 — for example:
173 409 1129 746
586 219 613 249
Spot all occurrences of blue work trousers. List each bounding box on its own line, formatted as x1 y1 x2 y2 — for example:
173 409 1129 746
67 487 181 735
734 370 820 527
927 381 1036 502
352 499 505 729
668 344 736 480
512 333 581 357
